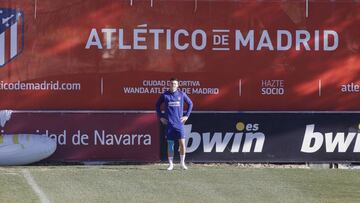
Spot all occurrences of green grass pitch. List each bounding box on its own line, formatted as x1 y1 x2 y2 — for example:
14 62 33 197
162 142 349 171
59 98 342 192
1 164 360 203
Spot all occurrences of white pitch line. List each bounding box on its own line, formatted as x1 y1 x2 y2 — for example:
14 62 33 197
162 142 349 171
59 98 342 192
22 169 51 203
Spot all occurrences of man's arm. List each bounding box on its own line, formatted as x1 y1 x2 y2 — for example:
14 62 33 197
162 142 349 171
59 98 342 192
184 93 193 117
155 94 165 118
156 94 168 125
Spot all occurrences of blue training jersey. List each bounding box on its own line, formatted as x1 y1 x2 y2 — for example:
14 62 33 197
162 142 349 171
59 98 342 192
156 90 193 129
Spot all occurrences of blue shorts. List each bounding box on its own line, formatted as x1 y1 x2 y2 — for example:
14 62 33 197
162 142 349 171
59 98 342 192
166 126 185 141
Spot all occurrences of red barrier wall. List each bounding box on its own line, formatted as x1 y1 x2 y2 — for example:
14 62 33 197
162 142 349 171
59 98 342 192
2 112 160 162
0 1 358 110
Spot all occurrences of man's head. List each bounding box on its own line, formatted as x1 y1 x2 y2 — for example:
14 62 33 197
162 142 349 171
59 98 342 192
169 78 179 92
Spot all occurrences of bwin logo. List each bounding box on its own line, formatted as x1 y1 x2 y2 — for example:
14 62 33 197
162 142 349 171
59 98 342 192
185 122 265 153
0 8 24 67
301 124 360 153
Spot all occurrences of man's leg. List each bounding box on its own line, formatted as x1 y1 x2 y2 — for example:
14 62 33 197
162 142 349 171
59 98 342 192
166 127 175 171
179 138 188 170
167 139 174 170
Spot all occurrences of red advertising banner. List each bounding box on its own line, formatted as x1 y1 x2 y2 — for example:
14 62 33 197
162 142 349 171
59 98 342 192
0 0 359 110
2 112 160 162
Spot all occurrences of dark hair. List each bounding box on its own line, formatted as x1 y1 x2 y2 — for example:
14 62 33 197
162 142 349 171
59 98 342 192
170 77 178 82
